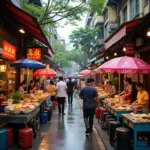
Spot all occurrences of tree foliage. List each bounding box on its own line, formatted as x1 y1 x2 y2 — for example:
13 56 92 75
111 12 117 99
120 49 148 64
22 0 89 26
51 39 71 68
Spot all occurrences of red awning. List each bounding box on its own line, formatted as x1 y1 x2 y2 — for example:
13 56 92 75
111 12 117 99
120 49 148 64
4 0 54 55
105 18 144 50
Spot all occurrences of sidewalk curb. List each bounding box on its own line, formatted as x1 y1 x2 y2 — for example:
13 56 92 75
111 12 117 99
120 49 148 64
77 96 107 150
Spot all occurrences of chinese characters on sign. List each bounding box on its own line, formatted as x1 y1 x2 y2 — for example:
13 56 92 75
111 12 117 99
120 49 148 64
26 48 41 60
3 41 16 60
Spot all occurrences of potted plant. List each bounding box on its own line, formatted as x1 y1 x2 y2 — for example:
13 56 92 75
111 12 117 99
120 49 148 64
11 91 24 104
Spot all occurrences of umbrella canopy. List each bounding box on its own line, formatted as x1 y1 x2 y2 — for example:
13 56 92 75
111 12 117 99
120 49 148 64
33 68 56 77
79 69 92 75
98 56 150 74
11 58 46 69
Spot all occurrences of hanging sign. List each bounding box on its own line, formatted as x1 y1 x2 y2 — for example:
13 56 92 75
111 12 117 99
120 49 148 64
26 48 41 60
2 41 16 60
124 44 135 55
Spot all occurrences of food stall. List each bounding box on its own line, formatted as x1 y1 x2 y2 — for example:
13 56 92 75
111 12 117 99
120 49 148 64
122 114 150 150
0 91 50 138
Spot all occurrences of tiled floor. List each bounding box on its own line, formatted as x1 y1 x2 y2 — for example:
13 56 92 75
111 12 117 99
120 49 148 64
9 98 104 150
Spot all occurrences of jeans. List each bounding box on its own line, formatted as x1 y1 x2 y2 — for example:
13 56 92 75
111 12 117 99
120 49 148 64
83 108 95 130
67 92 73 105
58 97 65 114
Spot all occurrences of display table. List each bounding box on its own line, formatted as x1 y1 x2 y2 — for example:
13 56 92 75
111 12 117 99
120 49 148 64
107 104 132 121
122 114 150 150
0 96 49 124
103 101 132 121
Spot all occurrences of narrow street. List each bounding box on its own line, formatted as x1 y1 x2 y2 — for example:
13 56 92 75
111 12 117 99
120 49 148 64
9 97 104 150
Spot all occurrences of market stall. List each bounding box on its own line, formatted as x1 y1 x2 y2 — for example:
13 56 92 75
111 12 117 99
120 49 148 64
122 114 150 150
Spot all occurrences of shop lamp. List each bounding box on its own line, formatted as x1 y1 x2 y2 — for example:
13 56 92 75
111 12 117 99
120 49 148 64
146 28 150 37
123 47 126 52
19 28 25 34
0 65 6 72
114 52 117 56
106 56 109 59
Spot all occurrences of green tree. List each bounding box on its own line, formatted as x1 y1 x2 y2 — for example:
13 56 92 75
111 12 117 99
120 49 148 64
69 26 98 68
51 39 71 68
22 0 89 26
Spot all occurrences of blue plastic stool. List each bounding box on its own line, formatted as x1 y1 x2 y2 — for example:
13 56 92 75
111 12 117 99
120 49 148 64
0 129 8 150
40 113 48 124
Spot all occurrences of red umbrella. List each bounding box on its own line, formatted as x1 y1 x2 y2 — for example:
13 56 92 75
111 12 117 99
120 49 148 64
34 68 56 77
79 69 91 75
98 56 150 74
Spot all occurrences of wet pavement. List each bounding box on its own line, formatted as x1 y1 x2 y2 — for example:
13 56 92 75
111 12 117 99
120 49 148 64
9 97 103 150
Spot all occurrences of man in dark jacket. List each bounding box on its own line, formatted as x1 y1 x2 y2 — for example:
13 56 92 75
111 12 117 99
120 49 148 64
79 78 98 135
67 77 74 105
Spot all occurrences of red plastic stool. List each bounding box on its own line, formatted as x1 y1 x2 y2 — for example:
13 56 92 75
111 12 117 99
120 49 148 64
6 128 13 147
19 127 33 148
100 108 107 121
95 107 100 118
52 101 56 110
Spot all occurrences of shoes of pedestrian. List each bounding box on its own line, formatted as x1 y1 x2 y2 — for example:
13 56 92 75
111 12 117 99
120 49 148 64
85 128 90 135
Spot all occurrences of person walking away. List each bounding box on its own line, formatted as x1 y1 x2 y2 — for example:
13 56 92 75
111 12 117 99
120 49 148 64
56 77 67 116
79 78 98 135
46 80 56 102
67 77 74 106
81 79 86 88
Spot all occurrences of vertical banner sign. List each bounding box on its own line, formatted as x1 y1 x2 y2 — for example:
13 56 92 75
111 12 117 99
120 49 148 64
3 41 16 60
26 48 41 60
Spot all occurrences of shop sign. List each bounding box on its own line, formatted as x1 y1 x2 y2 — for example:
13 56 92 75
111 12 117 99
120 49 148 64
105 26 126 49
2 41 16 60
124 44 135 55
95 57 104 64
26 48 41 60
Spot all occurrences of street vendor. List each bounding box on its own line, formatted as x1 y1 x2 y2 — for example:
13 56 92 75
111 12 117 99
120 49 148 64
28 80 36 93
106 81 116 97
18 80 26 94
103 75 109 89
118 77 132 103
132 82 149 113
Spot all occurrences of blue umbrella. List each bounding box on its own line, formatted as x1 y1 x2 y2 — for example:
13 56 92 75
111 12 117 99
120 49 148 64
11 58 46 69
11 59 46 92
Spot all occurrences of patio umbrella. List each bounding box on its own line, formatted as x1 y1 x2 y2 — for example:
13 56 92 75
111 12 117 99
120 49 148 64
33 68 56 77
97 56 150 92
11 58 46 69
11 58 46 91
98 56 150 74
79 69 92 75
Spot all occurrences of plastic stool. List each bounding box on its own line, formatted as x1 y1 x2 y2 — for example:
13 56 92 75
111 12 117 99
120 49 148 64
19 127 33 148
115 127 131 150
102 115 113 130
0 129 8 150
40 113 48 124
95 107 101 118
100 108 107 121
109 121 121 146
6 128 13 147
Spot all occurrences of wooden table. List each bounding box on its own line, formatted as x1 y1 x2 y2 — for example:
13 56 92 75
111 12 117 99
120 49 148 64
122 114 150 150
